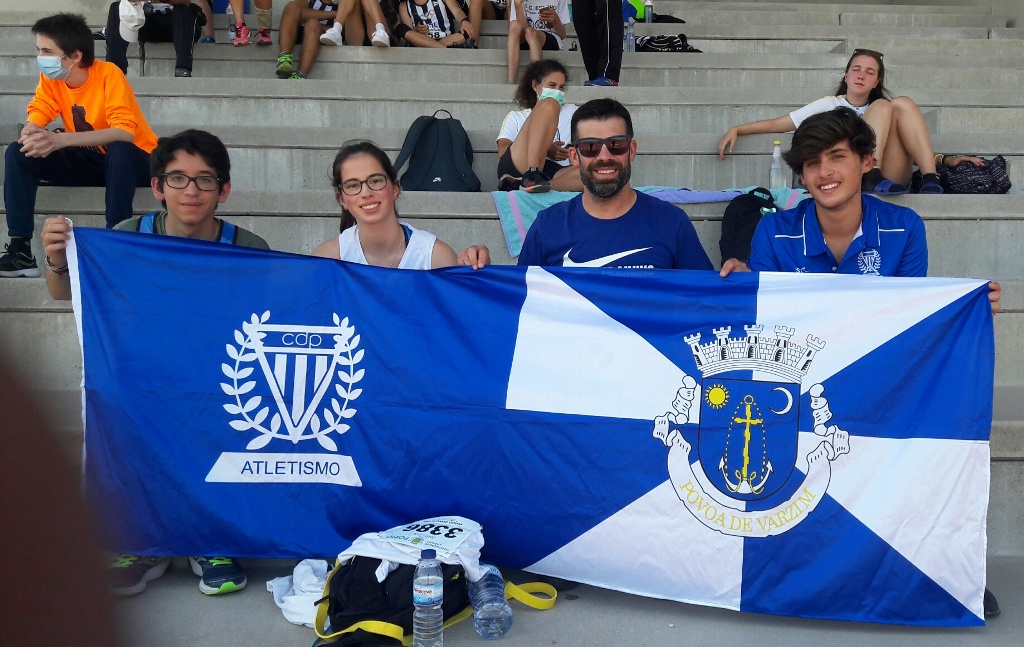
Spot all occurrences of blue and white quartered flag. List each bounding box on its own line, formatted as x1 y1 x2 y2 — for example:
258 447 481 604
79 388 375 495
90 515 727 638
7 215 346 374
68 226 994 626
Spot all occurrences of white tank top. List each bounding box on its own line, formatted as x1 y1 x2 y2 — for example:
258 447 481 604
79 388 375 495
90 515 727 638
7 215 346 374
337 223 436 269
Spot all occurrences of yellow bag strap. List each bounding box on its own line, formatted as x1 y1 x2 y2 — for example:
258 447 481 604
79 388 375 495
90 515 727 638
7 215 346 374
505 581 557 610
313 559 476 646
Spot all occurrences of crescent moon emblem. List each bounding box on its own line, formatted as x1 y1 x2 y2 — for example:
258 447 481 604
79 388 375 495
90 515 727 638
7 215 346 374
769 387 793 415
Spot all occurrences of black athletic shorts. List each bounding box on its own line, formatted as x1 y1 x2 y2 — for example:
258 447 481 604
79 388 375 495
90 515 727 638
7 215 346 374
497 146 564 179
520 30 558 51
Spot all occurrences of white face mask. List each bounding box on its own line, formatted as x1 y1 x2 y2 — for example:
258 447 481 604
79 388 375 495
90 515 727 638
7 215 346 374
538 87 566 106
37 54 71 80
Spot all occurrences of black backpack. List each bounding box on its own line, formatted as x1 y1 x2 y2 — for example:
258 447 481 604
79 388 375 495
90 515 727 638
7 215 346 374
720 187 778 263
314 556 472 646
393 110 481 192
635 34 701 53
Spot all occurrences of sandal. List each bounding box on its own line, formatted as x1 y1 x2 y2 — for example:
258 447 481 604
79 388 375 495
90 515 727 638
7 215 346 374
865 178 908 195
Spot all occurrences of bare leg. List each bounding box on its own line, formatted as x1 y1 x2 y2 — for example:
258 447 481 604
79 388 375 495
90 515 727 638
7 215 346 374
862 99 892 169
550 166 584 192
524 26 545 63
229 0 246 24
193 0 215 39
506 21 524 83
468 0 494 41
404 31 446 48
509 97 561 172
278 1 303 52
299 18 324 75
883 96 938 183
360 0 389 33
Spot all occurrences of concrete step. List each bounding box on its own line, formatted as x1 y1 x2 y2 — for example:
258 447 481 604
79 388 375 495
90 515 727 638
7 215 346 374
7 127 1023 195
5 76 1024 136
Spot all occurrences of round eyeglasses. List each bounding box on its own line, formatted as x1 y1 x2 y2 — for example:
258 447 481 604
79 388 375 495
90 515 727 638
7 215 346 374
340 173 389 195
160 173 221 192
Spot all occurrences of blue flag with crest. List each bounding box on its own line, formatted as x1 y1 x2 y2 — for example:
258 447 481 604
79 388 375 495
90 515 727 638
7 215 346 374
69 226 994 626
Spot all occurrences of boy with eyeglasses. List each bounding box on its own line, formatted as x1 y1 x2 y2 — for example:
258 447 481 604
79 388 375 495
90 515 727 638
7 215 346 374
2 13 157 279
516 98 712 269
40 129 267 597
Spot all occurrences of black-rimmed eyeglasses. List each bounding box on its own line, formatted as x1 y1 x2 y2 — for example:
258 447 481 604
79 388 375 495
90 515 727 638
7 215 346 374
160 173 221 191
339 173 389 195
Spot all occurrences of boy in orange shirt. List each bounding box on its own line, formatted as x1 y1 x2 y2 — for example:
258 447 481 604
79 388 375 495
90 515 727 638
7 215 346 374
2 13 157 277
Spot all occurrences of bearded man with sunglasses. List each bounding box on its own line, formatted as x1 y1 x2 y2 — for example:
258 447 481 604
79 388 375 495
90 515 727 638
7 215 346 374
517 98 713 269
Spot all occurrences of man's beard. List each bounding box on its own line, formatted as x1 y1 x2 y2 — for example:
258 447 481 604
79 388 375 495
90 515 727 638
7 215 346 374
580 158 631 198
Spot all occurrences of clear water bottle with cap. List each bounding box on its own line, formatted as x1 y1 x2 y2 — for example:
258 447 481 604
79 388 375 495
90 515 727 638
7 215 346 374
469 564 513 640
644 0 653 23
769 140 786 190
624 19 635 53
413 549 443 647
226 5 236 41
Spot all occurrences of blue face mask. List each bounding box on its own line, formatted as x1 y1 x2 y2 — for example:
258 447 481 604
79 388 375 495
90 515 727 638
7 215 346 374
538 87 566 106
37 54 70 80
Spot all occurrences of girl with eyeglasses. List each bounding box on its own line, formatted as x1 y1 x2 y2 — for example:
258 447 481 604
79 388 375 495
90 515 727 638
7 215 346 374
718 49 975 194
496 59 584 193
312 140 458 268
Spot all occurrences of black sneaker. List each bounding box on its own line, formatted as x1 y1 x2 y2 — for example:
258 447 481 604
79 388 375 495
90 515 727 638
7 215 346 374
521 168 551 193
984 588 1001 618
174 67 192 77
189 556 247 595
498 173 522 191
108 555 171 596
0 239 41 278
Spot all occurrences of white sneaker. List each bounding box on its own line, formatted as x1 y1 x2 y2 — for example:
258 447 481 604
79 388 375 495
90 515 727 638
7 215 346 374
320 24 343 46
371 28 390 47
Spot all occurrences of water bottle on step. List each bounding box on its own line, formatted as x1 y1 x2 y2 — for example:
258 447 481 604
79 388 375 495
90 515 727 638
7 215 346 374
470 564 513 640
413 549 443 647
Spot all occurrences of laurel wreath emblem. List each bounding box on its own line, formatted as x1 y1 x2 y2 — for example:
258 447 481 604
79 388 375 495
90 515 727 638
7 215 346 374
221 311 363 452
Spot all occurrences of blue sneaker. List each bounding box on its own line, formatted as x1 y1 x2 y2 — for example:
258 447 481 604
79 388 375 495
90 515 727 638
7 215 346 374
189 556 247 595
199 36 216 44
584 77 619 86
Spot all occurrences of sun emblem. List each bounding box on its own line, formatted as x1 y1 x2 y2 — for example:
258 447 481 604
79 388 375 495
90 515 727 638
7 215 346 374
705 383 729 409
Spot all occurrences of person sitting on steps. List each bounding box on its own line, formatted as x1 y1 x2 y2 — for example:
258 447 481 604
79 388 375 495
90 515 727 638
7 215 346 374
718 49 948 195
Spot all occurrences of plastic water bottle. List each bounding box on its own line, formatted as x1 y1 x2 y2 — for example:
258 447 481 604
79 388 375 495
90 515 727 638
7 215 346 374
226 5 236 41
644 0 653 23
469 564 513 640
769 140 786 190
413 549 443 647
624 19 635 53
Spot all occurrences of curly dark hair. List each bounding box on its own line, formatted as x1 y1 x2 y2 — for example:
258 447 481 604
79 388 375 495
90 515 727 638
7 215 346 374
514 60 569 110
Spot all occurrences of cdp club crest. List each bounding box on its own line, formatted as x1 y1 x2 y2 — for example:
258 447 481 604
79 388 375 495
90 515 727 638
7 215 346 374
653 325 851 537
206 311 364 486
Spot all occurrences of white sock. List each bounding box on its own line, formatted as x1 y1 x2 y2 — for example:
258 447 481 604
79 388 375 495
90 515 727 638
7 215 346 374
333 21 343 31
375 23 386 32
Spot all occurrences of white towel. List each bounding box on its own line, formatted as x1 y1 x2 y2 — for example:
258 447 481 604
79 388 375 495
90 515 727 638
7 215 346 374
266 559 330 627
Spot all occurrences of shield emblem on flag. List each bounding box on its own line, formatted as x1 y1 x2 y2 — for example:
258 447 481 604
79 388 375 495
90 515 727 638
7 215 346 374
697 377 799 502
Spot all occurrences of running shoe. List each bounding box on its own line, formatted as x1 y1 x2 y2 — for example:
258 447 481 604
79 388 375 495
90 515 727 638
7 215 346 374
233 23 250 47
256 28 272 46
108 555 171 596
521 168 552 193
584 77 618 86
288 71 306 80
0 239 41 278
189 556 247 595
275 52 295 78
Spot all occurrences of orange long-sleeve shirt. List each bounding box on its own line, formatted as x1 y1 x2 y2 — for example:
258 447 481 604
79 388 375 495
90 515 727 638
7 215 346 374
26 60 158 153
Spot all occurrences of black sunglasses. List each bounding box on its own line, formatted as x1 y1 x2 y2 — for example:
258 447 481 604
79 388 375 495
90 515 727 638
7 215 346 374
852 48 883 59
573 136 632 158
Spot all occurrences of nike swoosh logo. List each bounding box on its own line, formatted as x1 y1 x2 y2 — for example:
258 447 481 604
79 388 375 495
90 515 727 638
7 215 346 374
562 247 652 267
